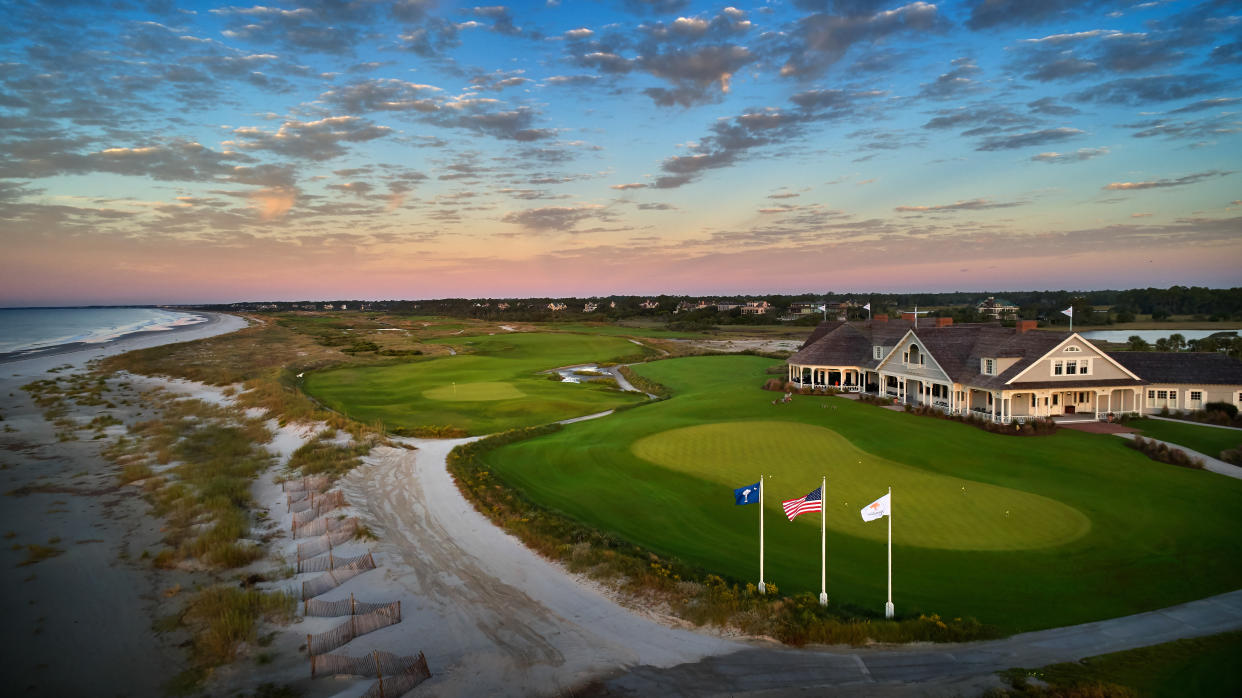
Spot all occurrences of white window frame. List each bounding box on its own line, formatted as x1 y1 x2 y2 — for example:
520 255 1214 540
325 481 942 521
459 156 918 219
982 358 994 375
1066 359 1077 375
1079 359 1091 375
1190 390 1202 402
1064 346 1081 353
874 346 883 360
1052 360 1063 376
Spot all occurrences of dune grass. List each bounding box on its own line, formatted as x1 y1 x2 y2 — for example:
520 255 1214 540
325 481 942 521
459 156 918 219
304 332 651 434
481 354 1242 634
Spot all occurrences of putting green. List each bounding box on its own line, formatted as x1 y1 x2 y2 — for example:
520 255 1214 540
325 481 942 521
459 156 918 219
423 382 525 401
632 421 1091 551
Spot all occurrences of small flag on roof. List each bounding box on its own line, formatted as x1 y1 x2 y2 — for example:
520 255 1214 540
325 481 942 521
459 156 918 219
782 486 822 521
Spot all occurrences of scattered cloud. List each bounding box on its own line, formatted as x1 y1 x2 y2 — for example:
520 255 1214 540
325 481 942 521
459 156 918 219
894 198 1026 213
1031 147 1109 164
1103 170 1232 191
976 127 1084 151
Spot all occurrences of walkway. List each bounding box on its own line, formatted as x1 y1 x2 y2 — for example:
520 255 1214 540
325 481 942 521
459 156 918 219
1115 433 1242 480
602 589 1242 696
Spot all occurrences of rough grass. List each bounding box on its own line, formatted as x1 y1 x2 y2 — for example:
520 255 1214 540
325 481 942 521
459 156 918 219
305 332 650 434
998 631 1242 698
180 585 296 667
481 354 1242 634
1131 418 1242 460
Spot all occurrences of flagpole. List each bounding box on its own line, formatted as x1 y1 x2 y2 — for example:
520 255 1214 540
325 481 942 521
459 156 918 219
819 475 827 607
885 486 894 619
758 475 766 594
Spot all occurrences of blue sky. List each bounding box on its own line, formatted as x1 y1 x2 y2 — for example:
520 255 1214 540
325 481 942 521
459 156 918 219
1 0 1239 305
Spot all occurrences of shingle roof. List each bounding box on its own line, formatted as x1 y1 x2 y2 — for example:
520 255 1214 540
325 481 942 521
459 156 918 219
1107 351 1242 385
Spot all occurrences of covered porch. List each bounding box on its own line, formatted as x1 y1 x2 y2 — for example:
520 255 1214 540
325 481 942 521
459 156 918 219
787 363 863 392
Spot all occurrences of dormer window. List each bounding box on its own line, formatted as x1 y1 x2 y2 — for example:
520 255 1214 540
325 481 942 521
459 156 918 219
874 346 883 360
982 358 995 375
1065 346 1081 353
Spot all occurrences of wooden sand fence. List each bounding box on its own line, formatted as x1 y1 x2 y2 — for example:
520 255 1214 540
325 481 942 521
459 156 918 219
306 602 402 656
301 552 377 600
305 593 399 617
310 648 429 681
293 515 359 540
290 489 346 514
360 652 433 698
282 475 331 494
298 550 374 574
292 491 347 527
297 520 360 562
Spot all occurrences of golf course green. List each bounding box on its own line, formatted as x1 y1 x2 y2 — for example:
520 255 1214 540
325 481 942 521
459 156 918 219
480 354 1242 633
304 332 649 434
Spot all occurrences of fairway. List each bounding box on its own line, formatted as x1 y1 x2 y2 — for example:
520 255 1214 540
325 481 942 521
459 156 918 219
482 354 1242 633
633 422 1089 550
424 382 525 401
305 332 650 434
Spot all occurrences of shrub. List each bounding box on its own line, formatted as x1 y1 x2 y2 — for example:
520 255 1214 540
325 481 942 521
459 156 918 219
1126 436 1205 469
1220 446 1242 466
1205 401 1238 419
762 378 784 391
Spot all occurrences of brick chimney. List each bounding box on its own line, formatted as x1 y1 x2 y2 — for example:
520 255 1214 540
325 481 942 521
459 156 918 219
873 314 888 322
935 317 953 327
1016 319 1037 334
901 311 916 321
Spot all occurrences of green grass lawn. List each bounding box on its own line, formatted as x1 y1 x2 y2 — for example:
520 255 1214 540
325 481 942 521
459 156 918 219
531 323 707 339
303 332 650 434
1130 418 1242 460
481 355 1242 634
1009 631 1242 697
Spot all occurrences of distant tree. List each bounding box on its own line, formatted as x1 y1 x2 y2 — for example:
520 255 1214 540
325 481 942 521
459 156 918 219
1115 309 1136 323
1127 336 1150 351
1230 338 1242 360
1168 333 1187 352
1155 338 1170 351
1151 308 1171 321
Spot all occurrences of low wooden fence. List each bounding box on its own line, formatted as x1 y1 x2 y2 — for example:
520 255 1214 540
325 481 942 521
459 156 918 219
307 602 401 656
298 550 374 574
360 652 433 698
293 515 359 540
292 491 347 527
282 475 331 494
301 552 376 600
305 593 398 617
296 521 360 562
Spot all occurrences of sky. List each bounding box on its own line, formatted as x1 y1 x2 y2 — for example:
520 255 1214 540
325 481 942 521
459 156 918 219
1 0 1239 306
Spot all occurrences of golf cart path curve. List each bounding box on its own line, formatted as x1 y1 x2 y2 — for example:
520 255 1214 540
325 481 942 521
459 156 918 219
342 436 1242 696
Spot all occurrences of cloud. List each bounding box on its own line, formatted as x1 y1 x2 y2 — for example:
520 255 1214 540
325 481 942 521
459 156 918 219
1027 97 1080 116
544 74 600 86
777 2 945 79
227 116 392 161
619 0 692 14
917 57 986 101
610 182 647 190
1031 147 1109 164
894 198 1026 213
965 0 1107 30
1103 170 1233 191
251 186 296 220
1168 97 1242 114
501 204 608 231
211 4 366 55
1123 114 1242 141
976 127 1084 151
1069 74 1227 105
470 70 532 91
0 140 249 182
320 79 442 113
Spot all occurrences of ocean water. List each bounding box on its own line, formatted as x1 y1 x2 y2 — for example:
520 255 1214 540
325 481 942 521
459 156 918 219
1078 328 1240 343
0 307 207 354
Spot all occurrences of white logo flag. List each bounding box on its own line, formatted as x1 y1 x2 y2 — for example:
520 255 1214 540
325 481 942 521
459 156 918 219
1061 306 1073 318
860 492 891 522
863 302 871 311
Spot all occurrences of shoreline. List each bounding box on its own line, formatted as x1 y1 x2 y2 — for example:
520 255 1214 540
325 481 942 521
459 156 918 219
0 311 246 369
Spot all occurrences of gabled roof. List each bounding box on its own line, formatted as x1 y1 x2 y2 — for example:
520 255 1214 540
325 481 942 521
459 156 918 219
1107 352 1242 385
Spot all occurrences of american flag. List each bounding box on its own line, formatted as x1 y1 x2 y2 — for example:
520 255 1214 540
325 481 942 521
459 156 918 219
782 486 823 521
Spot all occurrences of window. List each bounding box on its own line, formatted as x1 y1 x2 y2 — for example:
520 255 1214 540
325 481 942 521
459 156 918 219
1190 391 1202 401
1053 360 1064 376
874 346 883 360
1065 346 1081 352
1077 392 1090 402
1079 360 1090 375
1031 395 1036 407
903 352 908 363
1066 360 1077 374
983 358 994 375
1148 390 1155 399
1052 394 1059 406
1157 390 1167 399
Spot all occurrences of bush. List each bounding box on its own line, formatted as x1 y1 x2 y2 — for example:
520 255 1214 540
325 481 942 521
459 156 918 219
1126 436 1205 469
1205 401 1238 419
1220 446 1242 466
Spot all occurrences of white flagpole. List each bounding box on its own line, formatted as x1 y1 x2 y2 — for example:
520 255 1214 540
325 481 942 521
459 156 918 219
885 486 894 619
758 475 766 594
1070 308 1073 333
819 475 828 606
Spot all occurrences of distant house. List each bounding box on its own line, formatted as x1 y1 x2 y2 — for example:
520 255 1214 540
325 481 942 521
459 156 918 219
639 299 659 309
497 302 510 310
976 297 1019 319
740 301 771 315
547 302 567 311
716 302 741 312
787 318 1242 422
583 302 598 313
788 302 820 315
323 304 334 310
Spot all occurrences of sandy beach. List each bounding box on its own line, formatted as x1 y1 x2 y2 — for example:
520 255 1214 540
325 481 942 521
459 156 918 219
0 312 249 695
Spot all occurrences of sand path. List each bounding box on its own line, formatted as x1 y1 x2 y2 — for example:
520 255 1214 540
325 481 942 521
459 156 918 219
332 438 743 696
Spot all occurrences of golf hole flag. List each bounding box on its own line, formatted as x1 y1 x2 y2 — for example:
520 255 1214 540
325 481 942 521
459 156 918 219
782 486 822 521
734 481 761 506
860 492 891 522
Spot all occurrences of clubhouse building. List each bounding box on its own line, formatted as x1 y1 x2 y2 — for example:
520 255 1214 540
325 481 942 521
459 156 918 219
787 317 1242 424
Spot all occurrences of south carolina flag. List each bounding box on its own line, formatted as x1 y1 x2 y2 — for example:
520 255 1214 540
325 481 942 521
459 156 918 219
860 492 891 522
734 481 761 505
